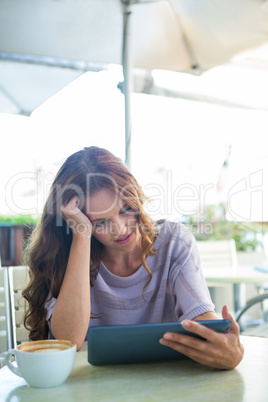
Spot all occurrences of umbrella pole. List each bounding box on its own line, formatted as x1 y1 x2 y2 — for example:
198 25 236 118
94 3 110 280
122 2 132 169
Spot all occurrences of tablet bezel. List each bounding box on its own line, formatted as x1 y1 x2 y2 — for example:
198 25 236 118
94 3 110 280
87 319 231 365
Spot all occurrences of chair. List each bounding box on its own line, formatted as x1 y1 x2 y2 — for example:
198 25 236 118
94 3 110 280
236 293 268 337
0 265 30 354
244 234 268 320
196 239 238 313
255 234 268 293
196 239 238 269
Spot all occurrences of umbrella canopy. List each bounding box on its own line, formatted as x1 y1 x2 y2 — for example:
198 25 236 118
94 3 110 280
1 0 268 70
1 0 268 166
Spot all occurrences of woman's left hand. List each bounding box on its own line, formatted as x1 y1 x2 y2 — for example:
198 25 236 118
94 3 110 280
160 305 244 369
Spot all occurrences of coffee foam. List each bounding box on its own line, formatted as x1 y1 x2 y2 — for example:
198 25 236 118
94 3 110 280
31 348 64 353
19 340 75 353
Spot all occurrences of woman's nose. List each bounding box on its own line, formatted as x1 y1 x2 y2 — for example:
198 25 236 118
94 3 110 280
113 217 127 237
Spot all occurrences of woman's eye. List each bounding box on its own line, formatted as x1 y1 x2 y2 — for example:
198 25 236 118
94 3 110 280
94 219 108 227
121 205 132 214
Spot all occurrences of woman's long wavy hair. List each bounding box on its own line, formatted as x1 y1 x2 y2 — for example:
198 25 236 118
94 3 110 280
23 146 157 341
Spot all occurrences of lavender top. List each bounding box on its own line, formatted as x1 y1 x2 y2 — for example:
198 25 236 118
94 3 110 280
46 220 214 336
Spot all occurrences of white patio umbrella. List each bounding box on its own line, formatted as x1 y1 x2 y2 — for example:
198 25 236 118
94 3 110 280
3 71 268 222
1 0 268 166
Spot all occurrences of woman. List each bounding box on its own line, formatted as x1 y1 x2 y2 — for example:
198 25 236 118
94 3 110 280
23 146 244 369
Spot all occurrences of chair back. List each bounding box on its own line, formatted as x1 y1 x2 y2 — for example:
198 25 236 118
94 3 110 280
196 239 238 269
0 266 30 353
262 234 268 266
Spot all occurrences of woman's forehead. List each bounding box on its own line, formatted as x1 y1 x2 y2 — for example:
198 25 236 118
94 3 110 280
84 188 123 217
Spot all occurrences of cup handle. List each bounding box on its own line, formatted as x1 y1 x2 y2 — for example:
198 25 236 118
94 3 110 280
5 349 23 377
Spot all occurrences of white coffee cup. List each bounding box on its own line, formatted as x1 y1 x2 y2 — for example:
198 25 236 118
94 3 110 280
5 339 77 388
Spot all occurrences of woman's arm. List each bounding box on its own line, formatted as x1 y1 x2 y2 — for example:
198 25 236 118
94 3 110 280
50 196 92 350
160 305 244 369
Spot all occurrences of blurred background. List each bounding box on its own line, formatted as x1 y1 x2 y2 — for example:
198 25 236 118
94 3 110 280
0 0 268 270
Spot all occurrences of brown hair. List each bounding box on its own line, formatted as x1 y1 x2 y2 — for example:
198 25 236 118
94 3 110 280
23 146 157 340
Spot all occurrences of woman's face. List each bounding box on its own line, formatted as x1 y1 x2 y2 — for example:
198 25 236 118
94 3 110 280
84 188 141 254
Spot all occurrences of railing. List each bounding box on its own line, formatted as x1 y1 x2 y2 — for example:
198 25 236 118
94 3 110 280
0 225 34 266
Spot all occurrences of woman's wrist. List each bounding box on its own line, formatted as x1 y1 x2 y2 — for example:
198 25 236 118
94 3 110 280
72 229 92 241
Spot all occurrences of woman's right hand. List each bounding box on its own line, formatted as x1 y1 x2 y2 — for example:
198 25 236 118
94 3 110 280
60 195 92 238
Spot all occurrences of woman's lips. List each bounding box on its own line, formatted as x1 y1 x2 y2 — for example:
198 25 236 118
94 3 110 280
115 232 133 244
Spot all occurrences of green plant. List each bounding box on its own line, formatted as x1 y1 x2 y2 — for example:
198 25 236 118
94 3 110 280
182 203 267 252
0 214 40 226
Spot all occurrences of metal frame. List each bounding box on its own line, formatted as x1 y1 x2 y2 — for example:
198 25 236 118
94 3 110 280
2 267 17 350
235 293 268 332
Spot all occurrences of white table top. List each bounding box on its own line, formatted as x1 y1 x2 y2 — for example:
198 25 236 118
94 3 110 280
203 265 268 284
1 336 268 402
